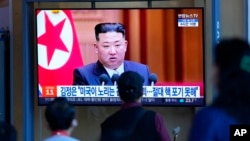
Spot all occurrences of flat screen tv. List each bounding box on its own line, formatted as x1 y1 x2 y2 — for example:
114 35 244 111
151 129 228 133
36 8 205 106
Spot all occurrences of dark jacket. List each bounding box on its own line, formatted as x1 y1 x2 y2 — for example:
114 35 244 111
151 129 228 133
73 60 150 85
100 106 160 141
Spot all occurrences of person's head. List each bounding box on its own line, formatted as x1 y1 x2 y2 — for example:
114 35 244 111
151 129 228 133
45 97 77 132
117 71 144 103
0 121 17 141
94 23 128 69
212 38 250 123
213 38 250 89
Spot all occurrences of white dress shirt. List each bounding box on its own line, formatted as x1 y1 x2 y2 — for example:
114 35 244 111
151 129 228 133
104 63 124 78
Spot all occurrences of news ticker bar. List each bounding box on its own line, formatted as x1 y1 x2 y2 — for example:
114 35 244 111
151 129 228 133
39 97 204 106
41 85 200 98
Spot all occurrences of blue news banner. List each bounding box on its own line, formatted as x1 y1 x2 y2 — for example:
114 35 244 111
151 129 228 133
178 18 199 27
39 85 204 105
230 125 250 141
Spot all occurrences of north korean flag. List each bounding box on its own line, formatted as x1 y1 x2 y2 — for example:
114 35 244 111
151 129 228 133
37 10 84 96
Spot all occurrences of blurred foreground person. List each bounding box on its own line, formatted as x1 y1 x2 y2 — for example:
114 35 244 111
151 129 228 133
44 97 79 141
188 38 250 141
100 71 171 141
0 121 17 141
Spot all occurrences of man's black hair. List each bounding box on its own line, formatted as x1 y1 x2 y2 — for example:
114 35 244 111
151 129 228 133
95 23 126 41
212 38 250 124
45 97 75 131
117 71 144 102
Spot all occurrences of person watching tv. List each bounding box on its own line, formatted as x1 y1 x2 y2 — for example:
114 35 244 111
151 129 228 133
73 22 151 85
43 97 79 141
0 121 17 141
100 71 171 141
188 38 250 141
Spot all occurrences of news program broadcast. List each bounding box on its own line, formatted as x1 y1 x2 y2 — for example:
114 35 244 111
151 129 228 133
36 8 204 106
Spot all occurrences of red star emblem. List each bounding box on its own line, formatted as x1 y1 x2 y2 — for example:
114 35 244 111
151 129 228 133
38 12 69 66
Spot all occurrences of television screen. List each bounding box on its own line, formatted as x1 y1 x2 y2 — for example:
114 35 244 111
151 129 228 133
36 8 205 106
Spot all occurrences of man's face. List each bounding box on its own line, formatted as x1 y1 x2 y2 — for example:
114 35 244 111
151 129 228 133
95 32 127 69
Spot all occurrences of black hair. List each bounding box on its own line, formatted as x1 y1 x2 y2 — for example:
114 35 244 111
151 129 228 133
212 38 250 123
0 121 17 141
117 71 144 102
95 23 126 41
45 97 75 131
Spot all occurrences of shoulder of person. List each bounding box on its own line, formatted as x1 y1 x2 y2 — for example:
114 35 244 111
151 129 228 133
193 106 236 124
124 60 148 67
101 110 119 127
194 107 219 119
75 62 97 71
196 107 225 117
43 136 80 141
189 106 236 141
140 109 157 119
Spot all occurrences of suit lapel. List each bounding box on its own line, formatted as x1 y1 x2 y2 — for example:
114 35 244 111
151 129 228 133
93 61 112 85
123 60 130 71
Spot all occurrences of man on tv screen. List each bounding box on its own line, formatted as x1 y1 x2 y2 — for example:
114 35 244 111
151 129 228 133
73 23 151 86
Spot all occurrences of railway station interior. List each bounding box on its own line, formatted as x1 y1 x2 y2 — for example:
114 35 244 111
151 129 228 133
0 0 248 140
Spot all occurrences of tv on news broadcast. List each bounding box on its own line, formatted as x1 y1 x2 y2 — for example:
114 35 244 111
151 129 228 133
36 8 205 106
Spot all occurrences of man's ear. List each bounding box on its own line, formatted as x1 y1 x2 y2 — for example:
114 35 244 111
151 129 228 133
124 40 128 51
125 40 128 46
71 119 78 127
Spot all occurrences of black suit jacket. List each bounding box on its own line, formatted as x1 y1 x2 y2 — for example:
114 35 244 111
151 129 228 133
73 60 150 85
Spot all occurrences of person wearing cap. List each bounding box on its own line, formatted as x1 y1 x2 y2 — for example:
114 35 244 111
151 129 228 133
73 23 150 86
100 71 171 141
